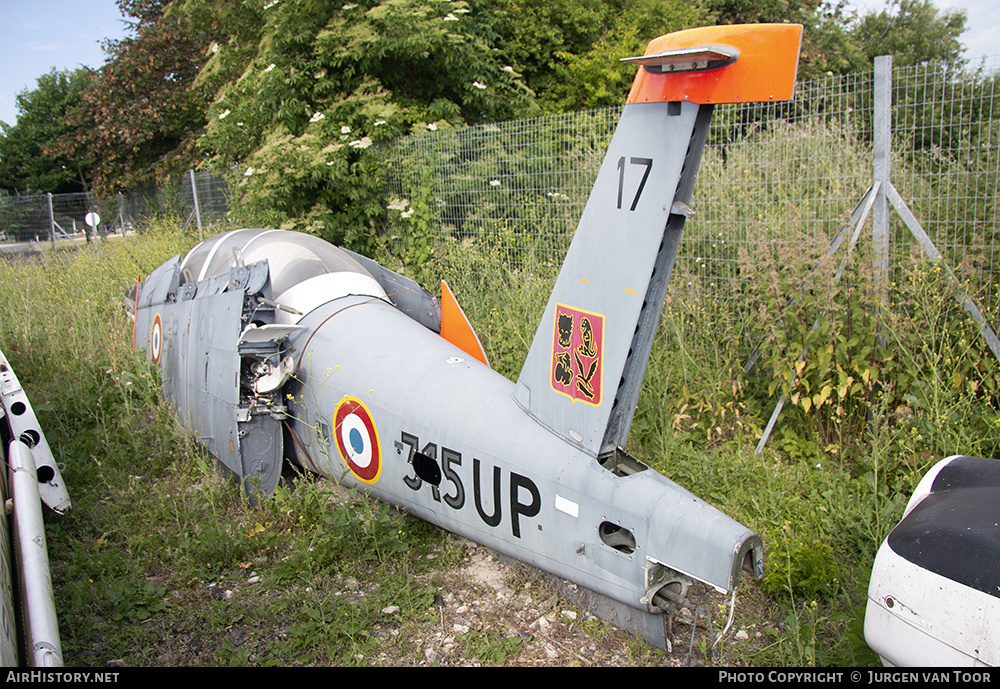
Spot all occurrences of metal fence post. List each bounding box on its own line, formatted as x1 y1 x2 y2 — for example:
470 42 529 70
190 170 203 240
117 192 125 235
47 193 55 249
872 55 892 296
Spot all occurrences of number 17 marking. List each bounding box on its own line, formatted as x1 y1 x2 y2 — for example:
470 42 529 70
617 156 653 211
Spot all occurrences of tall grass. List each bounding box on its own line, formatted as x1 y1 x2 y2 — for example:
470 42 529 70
0 222 462 666
2 213 997 666
433 226 1000 666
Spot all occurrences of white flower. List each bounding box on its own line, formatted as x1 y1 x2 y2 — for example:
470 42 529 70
264 63 276 73
387 198 408 211
349 136 373 149
472 81 486 90
341 125 352 134
503 66 515 73
310 112 325 123
374 119 387 126
210 42 220 54
264 0 280 9
427 123 437 131
342 3 358 8
444 13 458 20
401 209 415 219
218 109 231 120
244 167 255 176
489 179 501 187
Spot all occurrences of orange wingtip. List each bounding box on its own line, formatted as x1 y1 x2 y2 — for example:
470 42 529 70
440 280 489 367
626 23 802 105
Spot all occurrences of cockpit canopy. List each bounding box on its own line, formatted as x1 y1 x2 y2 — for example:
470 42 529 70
179 229 387 323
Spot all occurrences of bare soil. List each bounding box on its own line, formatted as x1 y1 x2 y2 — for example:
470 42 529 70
366 534 757 667
83 477 763 668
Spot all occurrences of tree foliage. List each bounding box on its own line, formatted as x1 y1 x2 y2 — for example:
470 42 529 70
52 0 216 194
1 0 983 247
0 69 92 194
850 0 967 68
486 0 708 112
192 0 546 249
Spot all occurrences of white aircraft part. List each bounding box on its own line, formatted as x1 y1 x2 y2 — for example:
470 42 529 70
272 272 387 325
865 455 1000 667
0 459 19 667
0 350 70 515
866 541 997 666
8 441 63 667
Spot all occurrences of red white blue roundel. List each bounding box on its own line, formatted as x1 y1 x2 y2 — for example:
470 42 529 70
333 396 381 484
150 313 163 364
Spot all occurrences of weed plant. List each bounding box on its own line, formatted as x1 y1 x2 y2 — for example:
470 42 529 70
429 230 1000 666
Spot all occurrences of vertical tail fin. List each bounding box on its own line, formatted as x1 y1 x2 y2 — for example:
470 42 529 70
514 24 802 457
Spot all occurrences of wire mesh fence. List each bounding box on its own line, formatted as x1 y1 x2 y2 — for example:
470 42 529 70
380 108 621 269
683 67 877 311
382 56 1000 341
4 57 998 336
0 169 231 249
888 60 1000 296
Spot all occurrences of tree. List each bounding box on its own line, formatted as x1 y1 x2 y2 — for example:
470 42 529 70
196 0 542 251
53 0 216 194
531 0 709 112
701 0 867 78
796 0 868 78
475 0 708 112
0 69 92 194
40 0 974 248
850 0 967 68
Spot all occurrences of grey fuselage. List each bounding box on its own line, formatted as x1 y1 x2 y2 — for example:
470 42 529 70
280 291 759 610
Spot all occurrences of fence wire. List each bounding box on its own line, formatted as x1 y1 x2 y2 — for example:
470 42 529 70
381 108 622 268
0 170 231 247
381 69 885 293
382 57 1000 336
889 61 1000 308
4 58 998 332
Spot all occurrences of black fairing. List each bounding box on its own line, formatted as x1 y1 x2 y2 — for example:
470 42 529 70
887 456 1000 599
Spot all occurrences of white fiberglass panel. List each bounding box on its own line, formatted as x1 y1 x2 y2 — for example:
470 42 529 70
179 229 384 301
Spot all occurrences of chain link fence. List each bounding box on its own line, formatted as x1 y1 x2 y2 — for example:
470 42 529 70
4 57 998 335
383 56 1000 343
0 170 231 250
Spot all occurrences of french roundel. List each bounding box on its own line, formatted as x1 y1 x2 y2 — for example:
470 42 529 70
150 313 163 364
333 397 381 484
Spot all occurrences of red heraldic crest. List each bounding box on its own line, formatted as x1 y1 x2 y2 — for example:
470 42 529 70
550 303 604 406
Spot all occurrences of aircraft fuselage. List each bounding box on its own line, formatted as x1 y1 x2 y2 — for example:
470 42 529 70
280 294 757 611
